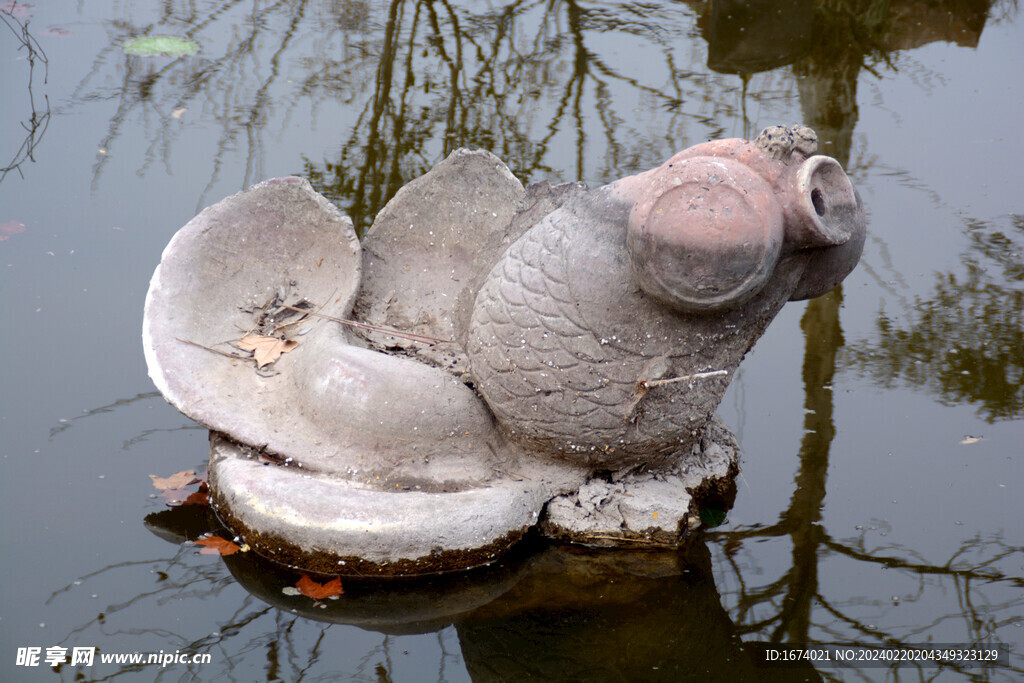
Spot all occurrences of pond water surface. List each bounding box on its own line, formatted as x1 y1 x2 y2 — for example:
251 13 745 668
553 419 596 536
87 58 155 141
1 0 1022 681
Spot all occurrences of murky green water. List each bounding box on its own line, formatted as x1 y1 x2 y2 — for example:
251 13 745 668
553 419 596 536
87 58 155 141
2 0 1021 680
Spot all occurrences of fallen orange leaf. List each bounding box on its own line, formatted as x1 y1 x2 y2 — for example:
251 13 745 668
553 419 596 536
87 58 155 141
195 536 241 556
237 335 298 368
150 470 198 490
296 575 344 600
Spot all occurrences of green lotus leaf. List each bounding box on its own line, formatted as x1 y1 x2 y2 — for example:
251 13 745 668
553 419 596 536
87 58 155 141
123 36 199 57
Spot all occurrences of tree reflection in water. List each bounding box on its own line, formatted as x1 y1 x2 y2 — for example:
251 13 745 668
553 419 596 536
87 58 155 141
301 0 741 234
704 2 1021 679
76 0 761 227
705 281 1023 678
843 214 1024 421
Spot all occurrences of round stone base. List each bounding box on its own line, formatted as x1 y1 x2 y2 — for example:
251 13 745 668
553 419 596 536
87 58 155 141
207 432 563 576
207 417 739 576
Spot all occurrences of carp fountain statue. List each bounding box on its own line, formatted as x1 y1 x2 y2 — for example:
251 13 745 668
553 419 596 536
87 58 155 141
143 125 865 576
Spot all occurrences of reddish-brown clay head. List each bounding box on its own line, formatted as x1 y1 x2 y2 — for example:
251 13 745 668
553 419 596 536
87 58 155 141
626 156 784 313
624 125 865 313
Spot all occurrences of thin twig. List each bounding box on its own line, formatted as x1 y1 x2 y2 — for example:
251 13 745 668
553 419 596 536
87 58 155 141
270 288 337 335
176 337 255 362
582 534 668 545
271 313 311 334
640 369 728 389
280 305 451 346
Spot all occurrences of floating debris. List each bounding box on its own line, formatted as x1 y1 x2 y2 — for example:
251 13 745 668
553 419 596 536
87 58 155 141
123 35 199 57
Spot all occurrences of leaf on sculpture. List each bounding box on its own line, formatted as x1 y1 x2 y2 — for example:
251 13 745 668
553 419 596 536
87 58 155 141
959 436 984 445
237 335 298 368
150 470 198 490
194 535 241 556
295 575 344 600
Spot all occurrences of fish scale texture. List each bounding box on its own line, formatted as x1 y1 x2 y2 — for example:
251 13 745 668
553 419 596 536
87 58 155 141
468 205 707 462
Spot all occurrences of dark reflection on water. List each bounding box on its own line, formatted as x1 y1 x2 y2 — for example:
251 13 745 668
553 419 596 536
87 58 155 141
705 284 1022 676
114 507 814 681
48 482 1020 680
3 0 1023 680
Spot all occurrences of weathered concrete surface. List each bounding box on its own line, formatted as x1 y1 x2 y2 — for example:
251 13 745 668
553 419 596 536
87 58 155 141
141 160 591 574
143 176 362 457
144 131 866 575
540 417 738 545
353 149 526 373
353 148 586 374
208 433 575 576
143 175 521 489
466 126 865 467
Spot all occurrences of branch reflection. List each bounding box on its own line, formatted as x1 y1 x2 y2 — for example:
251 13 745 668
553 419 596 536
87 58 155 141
0 2 51 184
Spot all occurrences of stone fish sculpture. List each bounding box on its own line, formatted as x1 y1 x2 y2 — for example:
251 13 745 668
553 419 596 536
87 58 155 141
143 125 865 575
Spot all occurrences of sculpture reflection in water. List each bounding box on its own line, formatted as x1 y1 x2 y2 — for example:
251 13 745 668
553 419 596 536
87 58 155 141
219 540 814 681
50 496 1010 681
135 495 817 680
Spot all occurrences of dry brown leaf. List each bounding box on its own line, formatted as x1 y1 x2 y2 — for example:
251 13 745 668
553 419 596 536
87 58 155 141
195 536 241 556
150 470 198 490
295 575 344 600
237 335 298 368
